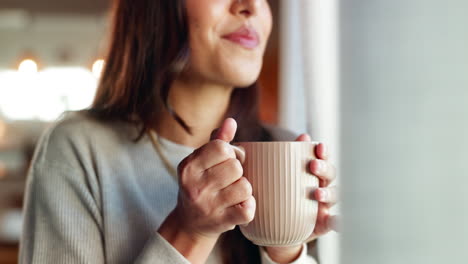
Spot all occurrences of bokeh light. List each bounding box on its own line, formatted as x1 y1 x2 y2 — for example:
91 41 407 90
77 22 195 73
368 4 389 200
0 67 98 121
92 59 105 78
18 59 38 74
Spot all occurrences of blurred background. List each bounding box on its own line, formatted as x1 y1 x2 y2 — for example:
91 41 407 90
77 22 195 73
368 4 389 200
2 0 468 264
0 0 108 262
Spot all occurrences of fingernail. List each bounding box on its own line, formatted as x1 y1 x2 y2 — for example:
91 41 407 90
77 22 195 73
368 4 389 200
316 160 324 173
319 188 328 202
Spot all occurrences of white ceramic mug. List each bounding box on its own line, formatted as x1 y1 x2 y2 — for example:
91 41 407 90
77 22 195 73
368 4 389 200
233 141 319 246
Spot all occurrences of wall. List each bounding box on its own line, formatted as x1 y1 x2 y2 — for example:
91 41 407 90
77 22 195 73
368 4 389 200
340 1 468 263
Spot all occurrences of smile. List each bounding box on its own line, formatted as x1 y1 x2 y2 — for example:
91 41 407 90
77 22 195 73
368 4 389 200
222 26 260 49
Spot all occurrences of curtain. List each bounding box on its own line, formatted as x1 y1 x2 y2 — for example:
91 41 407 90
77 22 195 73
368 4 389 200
279 1 340 264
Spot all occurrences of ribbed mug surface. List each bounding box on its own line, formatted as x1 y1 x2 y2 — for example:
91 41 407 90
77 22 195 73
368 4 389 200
237 142 319 246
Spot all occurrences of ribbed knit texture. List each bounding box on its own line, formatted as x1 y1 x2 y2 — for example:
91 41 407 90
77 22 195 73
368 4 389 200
19 111 318 264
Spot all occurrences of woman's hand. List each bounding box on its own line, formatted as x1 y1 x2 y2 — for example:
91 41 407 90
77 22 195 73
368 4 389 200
301 134 339 240
264 134 339 263
158 118 255 264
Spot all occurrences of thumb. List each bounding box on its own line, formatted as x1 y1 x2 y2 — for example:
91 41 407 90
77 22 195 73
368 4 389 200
211 118 237 142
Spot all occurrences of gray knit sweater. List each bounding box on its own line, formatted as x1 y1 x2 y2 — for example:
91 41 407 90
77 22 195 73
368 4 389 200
19 111 317 264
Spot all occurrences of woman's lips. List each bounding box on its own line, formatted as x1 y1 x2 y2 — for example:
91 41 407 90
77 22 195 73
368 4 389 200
222 26 260 49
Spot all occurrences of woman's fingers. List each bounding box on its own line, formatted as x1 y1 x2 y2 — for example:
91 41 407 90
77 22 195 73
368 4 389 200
310 203 330 236
305 210 339 243
183 117 239 175
203 158 244 191
223 196 256 226
314 143 328 160
211 118 237 142
218 177 253 208
327 215 340 232
309 159 336 186
296 138 327 161
315 203 340 232
313 186 338 206
189 139 237 172
295 133 311 142
296 139 335 186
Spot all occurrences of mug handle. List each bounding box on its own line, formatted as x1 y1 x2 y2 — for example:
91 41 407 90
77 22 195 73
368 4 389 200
231 145 246 164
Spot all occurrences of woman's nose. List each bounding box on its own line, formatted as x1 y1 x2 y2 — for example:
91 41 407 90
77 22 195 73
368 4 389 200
231 0 262 18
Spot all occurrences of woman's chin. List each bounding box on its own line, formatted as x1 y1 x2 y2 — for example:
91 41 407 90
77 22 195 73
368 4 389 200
226 69 262 88
226 78 256 88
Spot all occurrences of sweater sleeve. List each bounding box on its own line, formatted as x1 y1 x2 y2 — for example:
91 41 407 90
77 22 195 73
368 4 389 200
260 244 318 264
19 119 192 264
19 161 105 264
134 233 191 264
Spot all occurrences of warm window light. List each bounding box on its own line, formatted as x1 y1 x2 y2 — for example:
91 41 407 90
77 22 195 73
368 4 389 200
18 59 38 74
92 59 105 78
0 121 6 176
0 67 98 121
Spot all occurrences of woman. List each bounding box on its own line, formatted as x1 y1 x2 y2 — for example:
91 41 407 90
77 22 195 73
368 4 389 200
19 0 338 263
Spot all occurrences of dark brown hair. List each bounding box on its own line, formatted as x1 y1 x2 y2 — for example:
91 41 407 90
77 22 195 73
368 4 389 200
90 0 272 263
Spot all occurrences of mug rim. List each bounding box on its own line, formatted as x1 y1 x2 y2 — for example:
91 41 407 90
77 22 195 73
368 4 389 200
234 141 319 144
